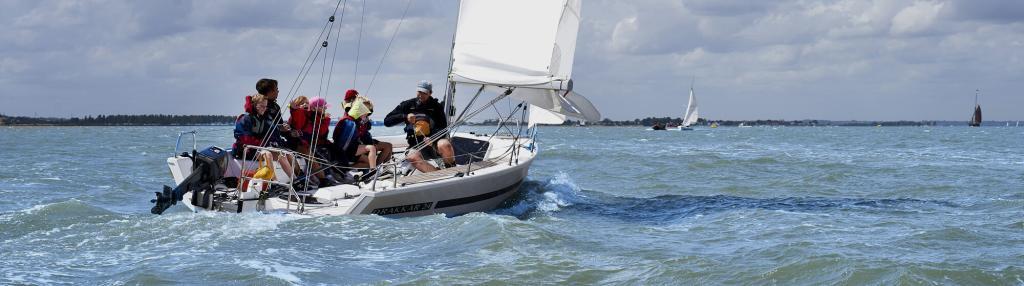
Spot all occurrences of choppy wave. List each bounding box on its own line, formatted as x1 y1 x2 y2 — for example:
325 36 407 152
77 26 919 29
2 126 1023 284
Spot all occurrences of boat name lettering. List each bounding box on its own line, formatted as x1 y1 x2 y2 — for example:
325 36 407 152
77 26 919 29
371 202 434 215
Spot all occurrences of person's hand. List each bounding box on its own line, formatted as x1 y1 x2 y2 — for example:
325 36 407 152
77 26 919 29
406 113 415 123
279 124 291 132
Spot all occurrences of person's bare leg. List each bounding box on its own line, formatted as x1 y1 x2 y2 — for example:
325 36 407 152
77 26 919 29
406 150 438 172
274 154 294 182
302 146 325 180
365 145 377 169
375 141 393 164
354 146 378 171
437 139 455 167
296 145 322 179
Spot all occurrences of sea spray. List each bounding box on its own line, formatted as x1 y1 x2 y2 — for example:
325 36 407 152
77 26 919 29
494 172 584 218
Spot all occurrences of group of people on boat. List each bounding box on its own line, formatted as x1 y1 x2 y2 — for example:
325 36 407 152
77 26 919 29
231 78 457 187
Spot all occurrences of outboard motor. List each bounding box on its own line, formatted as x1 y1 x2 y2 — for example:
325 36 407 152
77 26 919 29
151 146 229 214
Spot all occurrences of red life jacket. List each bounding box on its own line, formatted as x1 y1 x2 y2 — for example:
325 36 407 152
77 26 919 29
287 106 307 133
243 95 253 114
302 111 330 143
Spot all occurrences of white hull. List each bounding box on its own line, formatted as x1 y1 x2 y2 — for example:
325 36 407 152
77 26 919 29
171 133 535 217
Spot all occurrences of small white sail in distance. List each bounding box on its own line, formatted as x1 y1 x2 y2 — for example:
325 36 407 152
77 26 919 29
681 86 699 127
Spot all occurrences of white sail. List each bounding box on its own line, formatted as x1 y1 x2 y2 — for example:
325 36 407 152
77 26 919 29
450 0 598 121
681 88 699 127
528 105 567 128
451 0 580 88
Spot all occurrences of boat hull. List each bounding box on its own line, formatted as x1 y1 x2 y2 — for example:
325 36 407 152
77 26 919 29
173 134 535 217
348 157 530 217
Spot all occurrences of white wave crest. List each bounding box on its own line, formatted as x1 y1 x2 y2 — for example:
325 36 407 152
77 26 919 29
238 259 318 284
537 172 583 212
493 172 584 217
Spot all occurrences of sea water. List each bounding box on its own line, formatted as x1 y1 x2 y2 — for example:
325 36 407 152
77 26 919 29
1 126 1021 284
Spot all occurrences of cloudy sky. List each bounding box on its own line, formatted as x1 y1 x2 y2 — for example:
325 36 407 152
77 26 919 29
1 0 1021 121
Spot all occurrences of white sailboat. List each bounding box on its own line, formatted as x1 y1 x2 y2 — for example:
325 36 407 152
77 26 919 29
678 80 699 131
151 0 599 217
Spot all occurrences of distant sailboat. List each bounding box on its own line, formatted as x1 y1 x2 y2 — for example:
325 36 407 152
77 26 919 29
678 79 699 131
969 89 982 127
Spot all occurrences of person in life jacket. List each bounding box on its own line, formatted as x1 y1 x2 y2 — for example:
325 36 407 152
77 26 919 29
382 80 455 173
233 94 294 180
242 78 290 150
341 89 392 164
244 78 285 127
283 96 309 151
333 97 392 170
302 97 332 146
293 96 332 184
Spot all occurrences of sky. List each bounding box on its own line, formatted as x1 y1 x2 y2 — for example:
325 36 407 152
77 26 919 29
0 0 1021 121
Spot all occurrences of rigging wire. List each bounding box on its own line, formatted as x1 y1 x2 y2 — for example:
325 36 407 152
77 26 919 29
303 0 348 191
326 0 349 98
364 0 413 97
256 19 330 156
250 0 345 179
353 0 365 88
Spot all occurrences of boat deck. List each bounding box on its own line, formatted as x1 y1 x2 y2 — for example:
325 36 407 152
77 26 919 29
396 160 501 186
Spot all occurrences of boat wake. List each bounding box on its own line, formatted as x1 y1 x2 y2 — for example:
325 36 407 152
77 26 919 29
565 194 958 224
492 173 959 223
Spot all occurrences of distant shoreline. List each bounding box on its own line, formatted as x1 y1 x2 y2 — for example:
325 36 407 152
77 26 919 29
1 114 1018 127
472 118 1021 127
0 114 236 126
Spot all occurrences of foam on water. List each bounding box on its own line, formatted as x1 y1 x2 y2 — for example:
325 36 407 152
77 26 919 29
1 126 1022 284
238 259 318 284
493 172 584 218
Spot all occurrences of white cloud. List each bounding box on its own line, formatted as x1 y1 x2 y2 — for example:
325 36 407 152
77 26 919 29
1 0 1022 121
890 1 946 35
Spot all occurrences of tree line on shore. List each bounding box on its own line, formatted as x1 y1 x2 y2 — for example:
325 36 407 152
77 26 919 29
0 114 955 127
474 117 940 127
0 114 236 126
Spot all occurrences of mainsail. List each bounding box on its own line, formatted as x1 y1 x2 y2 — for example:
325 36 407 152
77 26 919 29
681 88 699 127
449 0 599 122
970 104 982 127
969 90 982 127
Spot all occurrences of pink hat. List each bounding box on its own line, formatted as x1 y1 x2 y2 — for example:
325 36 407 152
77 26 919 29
308 97 329 109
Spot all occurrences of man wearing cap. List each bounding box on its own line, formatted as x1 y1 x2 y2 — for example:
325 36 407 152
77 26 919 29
383 80 455 173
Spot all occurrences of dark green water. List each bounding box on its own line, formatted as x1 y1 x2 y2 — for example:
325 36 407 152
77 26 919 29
1 126 1021 284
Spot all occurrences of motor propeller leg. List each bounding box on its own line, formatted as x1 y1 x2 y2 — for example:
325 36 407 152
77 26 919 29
151 185 176 215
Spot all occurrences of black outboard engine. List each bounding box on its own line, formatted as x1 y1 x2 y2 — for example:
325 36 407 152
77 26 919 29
151 146 229 214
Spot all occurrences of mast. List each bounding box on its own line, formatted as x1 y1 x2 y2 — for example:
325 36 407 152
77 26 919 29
443 1 463 128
